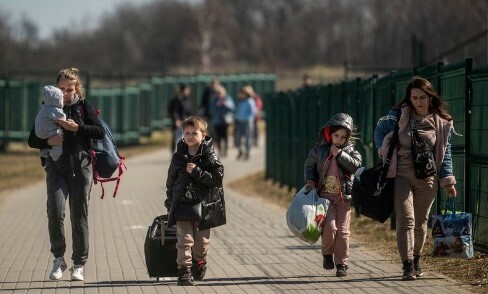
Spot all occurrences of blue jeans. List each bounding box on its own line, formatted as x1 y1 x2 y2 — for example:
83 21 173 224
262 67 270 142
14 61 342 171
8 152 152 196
234 120 254 156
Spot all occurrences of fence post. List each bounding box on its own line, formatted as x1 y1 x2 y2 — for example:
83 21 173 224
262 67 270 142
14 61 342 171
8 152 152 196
464 58 474 212
3 76 10 152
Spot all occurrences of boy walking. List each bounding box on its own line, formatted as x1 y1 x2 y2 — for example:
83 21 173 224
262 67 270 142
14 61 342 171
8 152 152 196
165 116 226 286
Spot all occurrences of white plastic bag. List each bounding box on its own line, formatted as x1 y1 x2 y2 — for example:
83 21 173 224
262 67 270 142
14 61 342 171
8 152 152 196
286 187 329 244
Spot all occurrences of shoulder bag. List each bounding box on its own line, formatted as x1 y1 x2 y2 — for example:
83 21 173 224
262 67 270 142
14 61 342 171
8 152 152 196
409 119 436 179
351 110 400 223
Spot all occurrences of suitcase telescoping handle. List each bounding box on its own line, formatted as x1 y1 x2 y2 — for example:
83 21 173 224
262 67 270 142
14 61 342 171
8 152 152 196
160 215 167 246
161 221 166 246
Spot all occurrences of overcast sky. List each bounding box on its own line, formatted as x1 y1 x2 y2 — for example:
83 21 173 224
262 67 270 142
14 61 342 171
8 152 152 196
0 0 154 39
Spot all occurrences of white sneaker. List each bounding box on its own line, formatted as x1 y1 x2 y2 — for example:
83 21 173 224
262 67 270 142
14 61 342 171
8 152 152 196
49 257 67 280
70 265 84 281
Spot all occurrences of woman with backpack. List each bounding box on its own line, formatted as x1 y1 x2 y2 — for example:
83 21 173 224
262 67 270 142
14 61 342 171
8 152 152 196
28 68 104 282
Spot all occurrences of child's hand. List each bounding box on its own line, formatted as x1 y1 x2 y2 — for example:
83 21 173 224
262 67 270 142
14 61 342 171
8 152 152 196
305 180 316 192
330 145 341 157
186 163 197 173
57 119 79 132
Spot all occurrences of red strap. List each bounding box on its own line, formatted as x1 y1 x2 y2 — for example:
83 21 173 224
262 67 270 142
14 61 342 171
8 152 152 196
318 154 333 186
91 150 127 199
94 161 126 199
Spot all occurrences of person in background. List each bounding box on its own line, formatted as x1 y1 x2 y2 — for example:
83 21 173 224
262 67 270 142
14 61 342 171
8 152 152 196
199 79 220 121
168 84 194 153
209 84 235 157
304 113 362 277
302 74 314 88
234 87 256 160
28 68 104 282
243 85 263 147
374 77 457 280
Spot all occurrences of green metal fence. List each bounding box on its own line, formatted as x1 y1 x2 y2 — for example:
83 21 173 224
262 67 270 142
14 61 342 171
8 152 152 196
265 58 488 250
0 72 276 149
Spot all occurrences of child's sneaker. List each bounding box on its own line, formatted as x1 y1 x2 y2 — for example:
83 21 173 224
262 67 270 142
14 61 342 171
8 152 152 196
49 257 67 280
323 254 334 270
336 264 348 277
192 259 207 280
177 268 194 286
70 265 84 281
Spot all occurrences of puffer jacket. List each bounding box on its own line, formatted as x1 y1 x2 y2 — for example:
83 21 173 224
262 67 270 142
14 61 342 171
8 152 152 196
165 136 225 229
373 104 456 187
304 113 362 199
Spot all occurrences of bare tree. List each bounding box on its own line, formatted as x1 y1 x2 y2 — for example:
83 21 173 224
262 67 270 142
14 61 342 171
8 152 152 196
0 0 487 74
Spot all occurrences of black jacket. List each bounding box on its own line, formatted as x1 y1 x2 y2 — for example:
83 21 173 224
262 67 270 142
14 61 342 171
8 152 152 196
28 98 104 169
167 95 193 128
165 136 225 229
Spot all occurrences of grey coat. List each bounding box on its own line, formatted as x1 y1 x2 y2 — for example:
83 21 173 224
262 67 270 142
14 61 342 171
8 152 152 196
304 113 362 198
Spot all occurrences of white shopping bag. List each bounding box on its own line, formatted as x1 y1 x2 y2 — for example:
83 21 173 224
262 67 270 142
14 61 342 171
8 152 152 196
286 187 329 244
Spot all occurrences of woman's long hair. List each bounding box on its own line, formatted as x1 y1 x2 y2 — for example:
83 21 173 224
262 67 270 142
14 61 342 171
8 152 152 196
395 76 452 121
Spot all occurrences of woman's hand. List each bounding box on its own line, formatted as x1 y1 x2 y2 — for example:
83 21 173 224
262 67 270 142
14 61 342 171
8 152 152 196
47 134 63 146
305 180 316 192
186 163 196 174
444 184 457 197
57 119 79 132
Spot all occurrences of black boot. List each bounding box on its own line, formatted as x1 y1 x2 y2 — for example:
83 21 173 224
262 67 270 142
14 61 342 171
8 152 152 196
323 254 334 270
177 268 194 286
402 260 416 281
336 264 348 277
413 255 423 277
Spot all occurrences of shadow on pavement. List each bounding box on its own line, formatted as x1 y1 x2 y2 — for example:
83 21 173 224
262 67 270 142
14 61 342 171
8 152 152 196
0 275 449 291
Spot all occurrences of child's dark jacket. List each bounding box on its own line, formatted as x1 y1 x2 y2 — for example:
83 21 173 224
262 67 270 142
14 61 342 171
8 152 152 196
165 136 225 229
304 113 362 198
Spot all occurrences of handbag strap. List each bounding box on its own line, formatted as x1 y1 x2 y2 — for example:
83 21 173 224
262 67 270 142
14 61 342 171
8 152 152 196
377 109 401 191
409 118 417 131
408 118 422 146
444 197 459 215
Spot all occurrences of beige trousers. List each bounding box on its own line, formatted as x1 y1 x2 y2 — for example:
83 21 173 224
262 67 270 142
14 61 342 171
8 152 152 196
321 196 351 266
394 175 437 262
176 221 210 269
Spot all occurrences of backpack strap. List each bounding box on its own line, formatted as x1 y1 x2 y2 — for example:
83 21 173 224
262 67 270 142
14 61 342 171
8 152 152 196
92 149 127 199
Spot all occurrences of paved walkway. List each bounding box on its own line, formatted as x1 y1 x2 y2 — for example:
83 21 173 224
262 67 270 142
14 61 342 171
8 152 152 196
0 141 473 293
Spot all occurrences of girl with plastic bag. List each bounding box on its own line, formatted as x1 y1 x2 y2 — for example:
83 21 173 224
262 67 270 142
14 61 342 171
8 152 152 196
304 113 362 277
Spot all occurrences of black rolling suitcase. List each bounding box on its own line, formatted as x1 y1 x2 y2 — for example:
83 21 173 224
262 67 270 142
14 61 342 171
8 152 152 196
144 215 178 280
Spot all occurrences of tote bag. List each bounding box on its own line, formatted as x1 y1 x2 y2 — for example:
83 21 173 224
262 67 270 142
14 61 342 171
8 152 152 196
432 199 474 259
